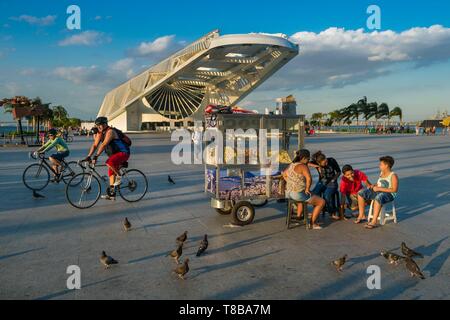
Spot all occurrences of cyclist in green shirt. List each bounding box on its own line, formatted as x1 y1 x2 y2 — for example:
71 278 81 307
36 128 70 181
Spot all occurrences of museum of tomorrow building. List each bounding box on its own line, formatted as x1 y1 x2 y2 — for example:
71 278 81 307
97 30 299 132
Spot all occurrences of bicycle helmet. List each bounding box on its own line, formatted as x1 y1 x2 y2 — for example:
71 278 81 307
48 128 58 136
95 116 108 125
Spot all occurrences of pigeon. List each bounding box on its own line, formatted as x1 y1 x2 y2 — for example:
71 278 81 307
167 243 183 263
123 217 131 232
401 242 423 258
331 254 347 272
100 251 118 269
381 250 405 265
196 234 208 257
405 257 425 279
173 258 190 280
32 190 45 199
168 175 176 185
176 231 188 244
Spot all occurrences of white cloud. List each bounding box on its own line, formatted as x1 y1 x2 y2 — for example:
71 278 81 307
10 15 56 26
110 58 135 79
52 58 140 86
263 25 450 91
129 35 182 57
20 68 37 76
58 31 112 47
0 47 16 59
53 66 105 85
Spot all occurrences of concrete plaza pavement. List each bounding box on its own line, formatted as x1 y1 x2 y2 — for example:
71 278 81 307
0 133 449 300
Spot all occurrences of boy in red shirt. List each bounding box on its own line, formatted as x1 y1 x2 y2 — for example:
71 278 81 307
340 165 373 215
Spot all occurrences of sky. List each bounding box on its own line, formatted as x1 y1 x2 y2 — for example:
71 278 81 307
1 0 450 122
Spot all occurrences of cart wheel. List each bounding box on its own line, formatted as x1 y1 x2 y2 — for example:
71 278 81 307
231 201 255 226
251 199 268 207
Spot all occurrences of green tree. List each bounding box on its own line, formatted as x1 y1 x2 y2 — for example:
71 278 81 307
52 105 69 121
328 110 343 126
389 107 403 124
377 103 390 128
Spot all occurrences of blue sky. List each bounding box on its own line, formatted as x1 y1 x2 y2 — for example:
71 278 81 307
1 0 450 121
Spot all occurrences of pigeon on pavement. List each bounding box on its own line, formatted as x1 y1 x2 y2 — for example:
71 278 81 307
401 242 424 258
331 254 347 272
32 190 45 199
174 258 190 280
405 257 425 279
196 234 208 257
168 243 183 263
176 231 188 244
123 217 131 232
100 251 118 269
381 250 405 265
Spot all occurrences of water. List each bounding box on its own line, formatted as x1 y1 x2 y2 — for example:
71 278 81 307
0 126 17 135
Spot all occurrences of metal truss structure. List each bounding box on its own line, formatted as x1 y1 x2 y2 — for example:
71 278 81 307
97 30 299 131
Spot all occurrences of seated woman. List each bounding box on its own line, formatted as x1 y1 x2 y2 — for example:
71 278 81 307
357 156 399 229
283 149 326 230
309 151 341 220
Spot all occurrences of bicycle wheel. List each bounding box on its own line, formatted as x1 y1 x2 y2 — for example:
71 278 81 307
67 136 73 143
23 163 50 191
118 169 148 202
62 161 85 185
66 173 101 209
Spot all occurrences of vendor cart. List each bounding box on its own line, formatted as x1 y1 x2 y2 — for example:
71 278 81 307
204 113 305 225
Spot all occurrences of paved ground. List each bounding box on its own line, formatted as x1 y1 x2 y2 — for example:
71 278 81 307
0 133 449 300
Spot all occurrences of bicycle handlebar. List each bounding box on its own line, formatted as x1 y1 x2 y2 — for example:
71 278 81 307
29 152 46 160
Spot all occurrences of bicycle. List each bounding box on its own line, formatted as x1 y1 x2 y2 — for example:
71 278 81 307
65 160 148 209
23 152 85 191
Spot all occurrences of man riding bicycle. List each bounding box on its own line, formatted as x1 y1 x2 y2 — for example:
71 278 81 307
36 128 70 182
84 117 131 200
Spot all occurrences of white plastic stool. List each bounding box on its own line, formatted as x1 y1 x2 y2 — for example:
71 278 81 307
368 200 397 225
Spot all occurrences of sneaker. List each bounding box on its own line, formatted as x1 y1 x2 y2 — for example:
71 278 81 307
101 194 116 201
113 176 122 187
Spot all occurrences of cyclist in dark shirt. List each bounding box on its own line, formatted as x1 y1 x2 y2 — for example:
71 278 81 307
84 117 130 200
310 151 341 219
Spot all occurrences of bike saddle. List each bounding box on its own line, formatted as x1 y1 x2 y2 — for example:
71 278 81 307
122 162 129 168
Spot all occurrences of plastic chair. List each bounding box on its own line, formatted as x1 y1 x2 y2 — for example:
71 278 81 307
368 200 397 225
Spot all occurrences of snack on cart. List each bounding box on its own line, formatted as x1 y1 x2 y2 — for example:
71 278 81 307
204 113 305 225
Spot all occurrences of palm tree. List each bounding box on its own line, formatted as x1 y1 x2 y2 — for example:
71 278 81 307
340 105 354 123
52 105 68 122
367 102 378 126
357 97 373 127
328 110 343 127
390 107 403 124
377 103 390 128
311 113 324 127
349 104 361 126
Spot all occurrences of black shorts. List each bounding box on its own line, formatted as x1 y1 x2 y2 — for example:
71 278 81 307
51 151 70 161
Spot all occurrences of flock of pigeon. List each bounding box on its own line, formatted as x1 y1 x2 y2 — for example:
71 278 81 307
100 175 208 280
100 219 208 280
331 242 426 279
